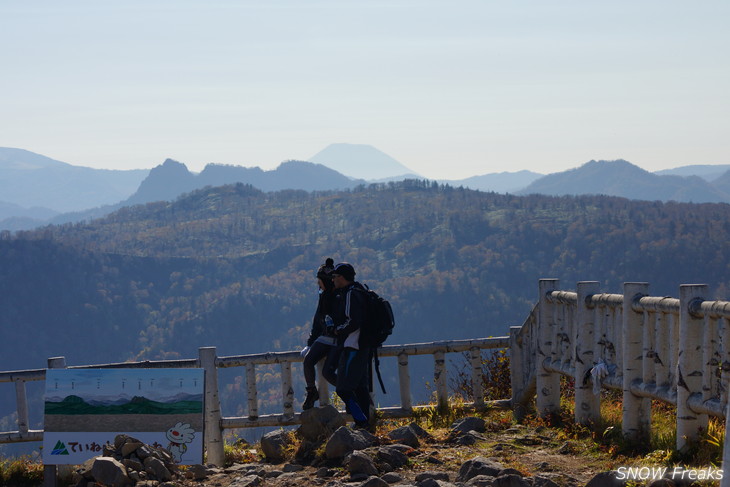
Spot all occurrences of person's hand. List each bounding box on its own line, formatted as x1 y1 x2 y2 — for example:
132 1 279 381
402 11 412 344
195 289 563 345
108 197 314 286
300 346 310 357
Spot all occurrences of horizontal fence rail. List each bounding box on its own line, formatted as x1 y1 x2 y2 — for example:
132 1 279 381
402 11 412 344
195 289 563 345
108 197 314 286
0 337 509 467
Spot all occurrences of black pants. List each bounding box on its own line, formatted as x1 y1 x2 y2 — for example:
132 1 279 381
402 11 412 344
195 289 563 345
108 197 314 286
336 346 372 423
303 340 339 388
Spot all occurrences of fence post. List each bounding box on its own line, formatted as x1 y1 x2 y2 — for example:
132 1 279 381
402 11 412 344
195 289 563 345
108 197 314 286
434 350 448 413
677 284 708 452
654 312 670 389
246 363 258 419
509 325 526 419
723 398 730 487
536 279 560 419
576 281 600 426
15 380 29 435
622 282 650 444
44 357 67 487
470 347 484 408
398 352 412 413
199 347 224 466
281 362 294 417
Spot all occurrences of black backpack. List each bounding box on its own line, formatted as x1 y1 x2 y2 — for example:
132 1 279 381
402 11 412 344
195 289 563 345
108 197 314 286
356 285 395 394
359 285 395 348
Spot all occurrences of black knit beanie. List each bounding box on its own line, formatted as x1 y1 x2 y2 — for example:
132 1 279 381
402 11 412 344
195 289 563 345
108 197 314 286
316 258 335 281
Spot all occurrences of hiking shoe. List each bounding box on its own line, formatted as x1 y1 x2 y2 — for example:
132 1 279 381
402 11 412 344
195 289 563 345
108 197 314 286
302 387 319 410
354 420 376 434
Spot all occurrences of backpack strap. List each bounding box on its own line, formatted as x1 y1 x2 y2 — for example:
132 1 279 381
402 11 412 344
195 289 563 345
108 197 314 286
372 348 387 394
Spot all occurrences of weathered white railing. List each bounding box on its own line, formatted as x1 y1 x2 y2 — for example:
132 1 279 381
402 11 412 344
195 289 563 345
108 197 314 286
510 279 730 485
0 337 508 468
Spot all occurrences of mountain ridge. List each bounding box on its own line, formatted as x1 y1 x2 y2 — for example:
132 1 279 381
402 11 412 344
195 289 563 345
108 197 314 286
518 159 730 203
3 146 730 233
308 143 419 180
0 147 149 216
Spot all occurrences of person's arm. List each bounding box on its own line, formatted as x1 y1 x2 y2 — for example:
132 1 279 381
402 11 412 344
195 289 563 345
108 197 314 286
308 296 326 346
336 287 366 336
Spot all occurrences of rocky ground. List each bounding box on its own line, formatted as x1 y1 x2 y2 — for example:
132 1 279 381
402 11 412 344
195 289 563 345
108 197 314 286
69 406 690 487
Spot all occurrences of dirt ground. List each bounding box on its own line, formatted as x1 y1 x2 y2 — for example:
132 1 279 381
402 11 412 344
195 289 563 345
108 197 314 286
170 412 626 487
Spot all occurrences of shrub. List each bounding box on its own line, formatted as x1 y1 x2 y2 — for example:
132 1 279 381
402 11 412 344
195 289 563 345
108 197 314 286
0 456 44 487
448 348 511 401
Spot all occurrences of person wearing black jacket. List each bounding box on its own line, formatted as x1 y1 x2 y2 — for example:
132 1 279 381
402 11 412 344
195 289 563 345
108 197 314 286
330 262 373 430
301 258 340 410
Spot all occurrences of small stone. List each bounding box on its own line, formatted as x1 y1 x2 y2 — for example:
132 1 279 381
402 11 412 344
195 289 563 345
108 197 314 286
121 441 144 457
585 471 627 487
415 471 450 482
361 476 390 487
381 472 403 484
316 467 335 478
451 417 487 434
230 474 263 487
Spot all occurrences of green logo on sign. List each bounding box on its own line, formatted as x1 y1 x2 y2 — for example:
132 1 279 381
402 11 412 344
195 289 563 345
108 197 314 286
51 441 69 455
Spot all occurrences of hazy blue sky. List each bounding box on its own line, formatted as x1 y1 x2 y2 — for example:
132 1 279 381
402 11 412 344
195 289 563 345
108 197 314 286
2 1 728 179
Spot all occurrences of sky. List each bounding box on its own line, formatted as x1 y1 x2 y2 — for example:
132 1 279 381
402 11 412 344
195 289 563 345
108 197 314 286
45 368 203 401
1 1 728 180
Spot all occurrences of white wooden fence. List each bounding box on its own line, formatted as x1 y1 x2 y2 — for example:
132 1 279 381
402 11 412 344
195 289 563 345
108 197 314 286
0 337 508 469
510 279 730 487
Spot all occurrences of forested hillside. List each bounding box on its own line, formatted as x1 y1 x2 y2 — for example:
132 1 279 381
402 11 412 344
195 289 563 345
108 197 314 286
5 180 730 365
2 180 730 447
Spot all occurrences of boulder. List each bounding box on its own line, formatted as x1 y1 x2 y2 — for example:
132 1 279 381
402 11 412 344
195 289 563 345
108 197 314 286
143 455 172 482
382 472 404 484
347 450 379 477
90 457 133 487
325 426 377 459
230 474 263 487
457 456 506 482
415 471 450 482
409 422 433 439
493 473 532 487
532 476 560 487
453 430 487 446
466 474 497 487
451 417 487 434
377 446 409 469
260 429 293 463
361 476 390 487
298 405 347 442
184 464 210 480
417 478 459 487
585 471 627 487
387 425 421 448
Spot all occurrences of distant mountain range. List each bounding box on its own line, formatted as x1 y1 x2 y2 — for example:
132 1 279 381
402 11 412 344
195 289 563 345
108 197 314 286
45 392 203 407
655 164 730 181
45 394 203 415
1 145 729 232
517 159 730 203
0 147 148 214
125 158 362 207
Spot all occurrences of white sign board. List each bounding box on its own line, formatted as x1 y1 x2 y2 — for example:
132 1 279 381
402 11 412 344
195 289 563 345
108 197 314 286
43 368 204 465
